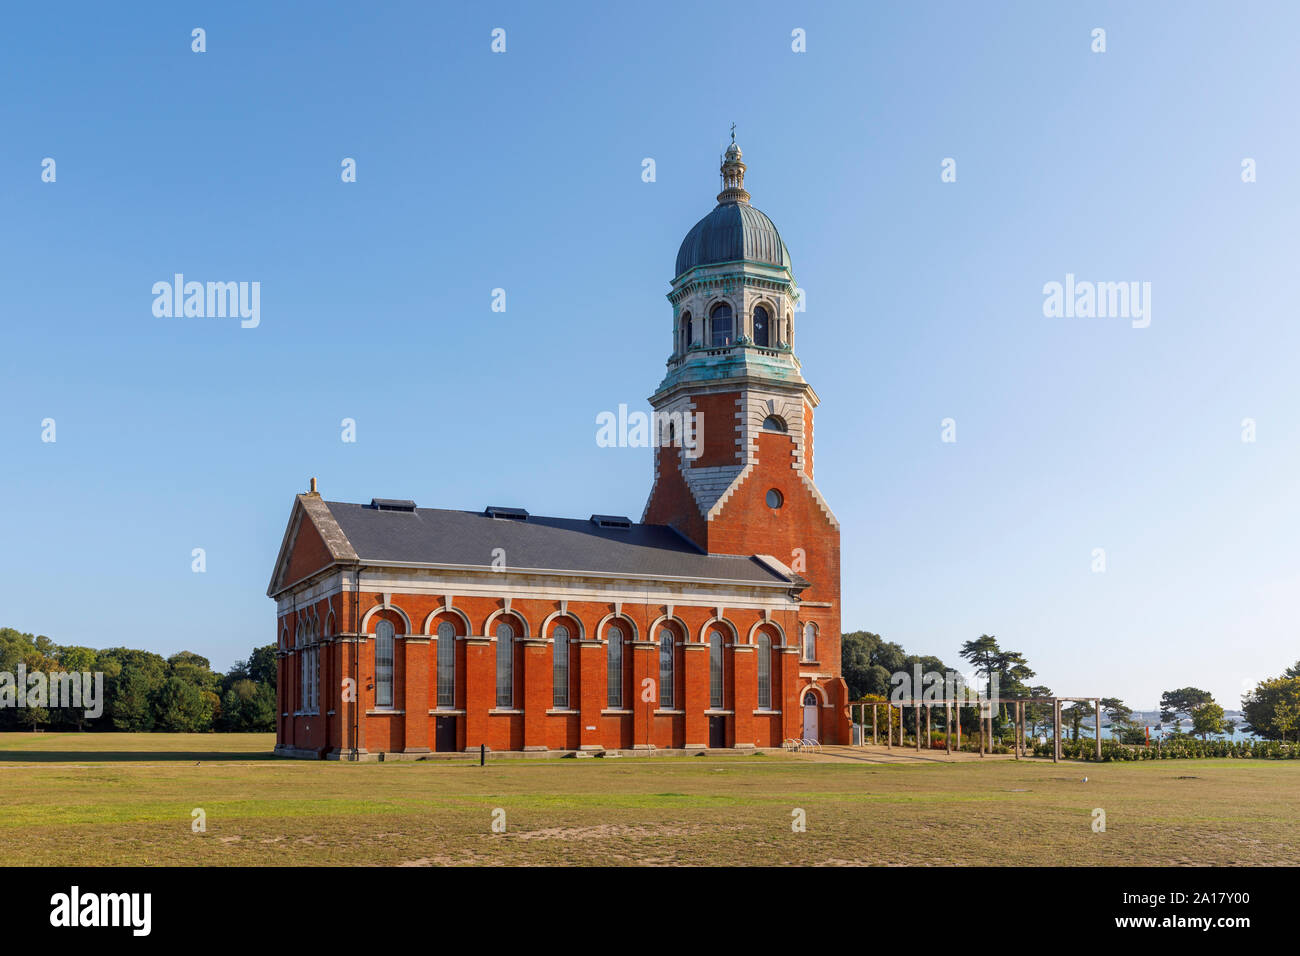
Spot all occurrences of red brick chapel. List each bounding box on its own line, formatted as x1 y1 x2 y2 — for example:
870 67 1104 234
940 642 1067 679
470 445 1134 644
267 137 848 758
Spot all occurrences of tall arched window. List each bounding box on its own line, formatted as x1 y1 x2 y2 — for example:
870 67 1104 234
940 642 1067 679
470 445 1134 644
802 623 817 662
709 629 724 708
299 621 309 711
710 302 733 348
659 630 675 708
308 616 320 713
753 305 770 347
680 312 693 353
301 618 319 714
375 619 395 708
311 644 319 713
495 621 515 707
553 624 570 708
757 634 772 709
436 621 455 708
606 625 624 707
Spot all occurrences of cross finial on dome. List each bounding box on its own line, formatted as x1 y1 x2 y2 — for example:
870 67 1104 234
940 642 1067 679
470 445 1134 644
730 122 736 144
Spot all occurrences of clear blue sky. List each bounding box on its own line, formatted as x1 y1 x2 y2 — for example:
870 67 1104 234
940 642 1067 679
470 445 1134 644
2 2 1297 711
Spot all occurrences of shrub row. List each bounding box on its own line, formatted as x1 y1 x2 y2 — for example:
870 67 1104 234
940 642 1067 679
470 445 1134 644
1031 737 1300 761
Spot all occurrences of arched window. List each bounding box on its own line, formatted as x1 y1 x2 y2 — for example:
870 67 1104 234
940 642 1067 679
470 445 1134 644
301 618 320 714
802 623 817 662
762 414 787 433
299 623 308 711
607 625 624 707
710 302 733 348
753 305 770 347
553 624 570 709
309 617 319 713
680 312 693 353
757 633 772 709
659 630 675 708
709 629 724 708
436 621 455 708
495 621 515 707
375 619 395 708
803 691 817 707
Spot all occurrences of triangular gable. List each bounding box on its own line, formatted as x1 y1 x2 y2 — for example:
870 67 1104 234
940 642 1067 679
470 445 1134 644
267 494 358 597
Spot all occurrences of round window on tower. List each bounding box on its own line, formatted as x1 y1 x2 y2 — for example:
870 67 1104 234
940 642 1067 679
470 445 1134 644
766 488 783 509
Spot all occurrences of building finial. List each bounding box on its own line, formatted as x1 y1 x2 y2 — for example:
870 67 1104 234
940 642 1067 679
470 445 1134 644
717 128 749 205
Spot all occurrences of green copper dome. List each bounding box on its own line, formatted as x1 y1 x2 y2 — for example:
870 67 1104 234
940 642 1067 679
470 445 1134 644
674 137 791 279
674 202 791 278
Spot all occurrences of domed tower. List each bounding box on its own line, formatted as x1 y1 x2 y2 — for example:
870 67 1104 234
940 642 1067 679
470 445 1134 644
643 134 840 639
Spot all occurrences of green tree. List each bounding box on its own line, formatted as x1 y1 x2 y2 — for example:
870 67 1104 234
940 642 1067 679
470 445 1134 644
958 635 1035 726
220 679 277 732
246 645 276 688
1242 676 1300 742
56 646 99 730
1159 687 1213 726
152 676 214 732
1063 701 1093 741
1023 686 1055 739
111 665 157 731
1191 701 1224 740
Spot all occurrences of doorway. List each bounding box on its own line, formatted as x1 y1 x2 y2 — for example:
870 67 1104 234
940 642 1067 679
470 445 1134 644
802 692 819 743
708 715 726 749
435 716 457 753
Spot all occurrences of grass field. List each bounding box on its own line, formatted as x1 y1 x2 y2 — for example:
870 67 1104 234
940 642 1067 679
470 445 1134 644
2 732 1297 866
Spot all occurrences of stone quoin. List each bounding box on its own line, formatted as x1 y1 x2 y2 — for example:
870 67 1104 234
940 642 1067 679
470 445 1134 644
267 136 848 758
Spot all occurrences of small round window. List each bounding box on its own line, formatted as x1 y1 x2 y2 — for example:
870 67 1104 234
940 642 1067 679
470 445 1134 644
766 488 783 509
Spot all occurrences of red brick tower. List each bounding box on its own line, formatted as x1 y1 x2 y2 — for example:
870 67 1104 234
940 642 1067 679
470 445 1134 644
643 136 844 722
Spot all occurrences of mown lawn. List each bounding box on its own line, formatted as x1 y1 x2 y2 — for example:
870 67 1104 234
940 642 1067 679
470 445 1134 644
1 732 1296 865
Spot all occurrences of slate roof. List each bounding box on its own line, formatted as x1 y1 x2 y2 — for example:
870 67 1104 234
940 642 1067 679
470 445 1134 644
318 500 794 586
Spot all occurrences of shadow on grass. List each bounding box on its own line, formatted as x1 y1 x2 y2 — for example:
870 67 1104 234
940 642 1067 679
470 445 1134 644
0 750 279 762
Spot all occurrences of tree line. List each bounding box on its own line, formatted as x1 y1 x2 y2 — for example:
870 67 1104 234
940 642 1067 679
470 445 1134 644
841 630 1300 743
0 626 275 733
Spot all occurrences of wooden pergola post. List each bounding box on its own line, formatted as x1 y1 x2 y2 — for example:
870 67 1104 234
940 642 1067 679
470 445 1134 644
914 700 921 752
1013 701 1019 760
955 705 961 752
885 704 892 749
1018 701 1025 758
925 705 931 750
945 701 952 755
1095 698 1102 761
1053 699 1061 763
872 703 878 746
